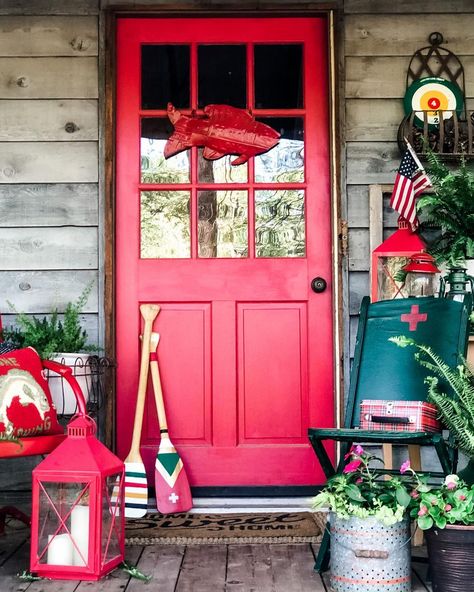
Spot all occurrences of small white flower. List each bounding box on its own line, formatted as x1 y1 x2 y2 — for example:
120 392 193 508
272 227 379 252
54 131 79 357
444 474 460 490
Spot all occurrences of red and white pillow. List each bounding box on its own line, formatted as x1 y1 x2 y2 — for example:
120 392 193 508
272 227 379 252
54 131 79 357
0 347 62 439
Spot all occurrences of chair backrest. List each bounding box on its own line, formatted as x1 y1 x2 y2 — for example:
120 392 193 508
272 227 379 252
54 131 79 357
345 295 471 428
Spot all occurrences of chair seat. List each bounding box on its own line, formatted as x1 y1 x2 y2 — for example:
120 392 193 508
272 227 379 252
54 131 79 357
308 427 443 445
0 434 66 459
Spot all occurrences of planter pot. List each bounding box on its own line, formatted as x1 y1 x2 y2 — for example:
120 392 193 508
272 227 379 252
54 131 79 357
46 353 91 415
329 514 411 592
425 524 474 592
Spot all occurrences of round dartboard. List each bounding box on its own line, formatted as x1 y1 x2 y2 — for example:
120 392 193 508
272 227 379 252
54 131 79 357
403 77 464 128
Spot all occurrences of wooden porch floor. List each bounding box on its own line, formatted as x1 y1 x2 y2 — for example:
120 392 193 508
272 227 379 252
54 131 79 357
1 523 433 592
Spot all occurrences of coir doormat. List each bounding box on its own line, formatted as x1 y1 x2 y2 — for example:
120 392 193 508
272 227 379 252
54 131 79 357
125 512 326 545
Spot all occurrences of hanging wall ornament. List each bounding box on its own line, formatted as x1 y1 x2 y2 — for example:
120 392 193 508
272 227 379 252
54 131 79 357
164 103 280 165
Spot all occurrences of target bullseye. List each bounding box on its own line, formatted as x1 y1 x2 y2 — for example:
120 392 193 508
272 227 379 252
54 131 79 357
404 77 463 128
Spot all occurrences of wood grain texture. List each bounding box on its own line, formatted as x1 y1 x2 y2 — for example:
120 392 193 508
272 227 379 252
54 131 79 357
0 16 97 57
0 1 99 15
267 544 326 592
346 99 404 141
0 57 98 98
0 227 98 270
345 0 474 13
0 142 98 183
75 545 142 591
345 14 474 56
346 56 474 99
349 271 369 314
346 142 400 185
0 270 98 313
175 545 227 592
128 545 184 592
0 183 98 226
347 185 369 227
0 100 98 141
348 228 370 271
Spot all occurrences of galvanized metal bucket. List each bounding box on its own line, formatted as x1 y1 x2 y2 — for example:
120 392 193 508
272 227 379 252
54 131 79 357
329 513 411 592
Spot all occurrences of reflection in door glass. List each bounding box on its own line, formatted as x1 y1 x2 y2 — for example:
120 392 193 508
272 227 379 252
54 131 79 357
141 191 190 258
141 118 190 184
198 190 248 258
255 118 304 183
198 149 248 183
198 45 247 108
255 190 305 258
141 45 190 110
254 45 303 109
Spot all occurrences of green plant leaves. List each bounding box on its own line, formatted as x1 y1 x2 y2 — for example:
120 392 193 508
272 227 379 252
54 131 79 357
418 515 434 530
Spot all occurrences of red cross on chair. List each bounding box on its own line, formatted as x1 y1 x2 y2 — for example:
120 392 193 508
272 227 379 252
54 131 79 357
401 304 428 331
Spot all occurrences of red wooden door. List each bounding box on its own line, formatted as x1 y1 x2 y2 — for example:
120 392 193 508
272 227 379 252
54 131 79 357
116 17 333 487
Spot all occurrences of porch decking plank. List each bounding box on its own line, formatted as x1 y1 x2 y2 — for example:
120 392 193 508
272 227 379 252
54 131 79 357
0 536 32 592
175 544 227 592
74 545 142 591
127 544 184 592
226 543 277 591
268 544 326 592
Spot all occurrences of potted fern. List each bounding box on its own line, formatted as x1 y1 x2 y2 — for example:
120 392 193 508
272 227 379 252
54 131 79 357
3 283 98 415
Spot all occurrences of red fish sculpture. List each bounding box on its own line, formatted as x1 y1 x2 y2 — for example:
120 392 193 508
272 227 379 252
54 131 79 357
164 103 280 166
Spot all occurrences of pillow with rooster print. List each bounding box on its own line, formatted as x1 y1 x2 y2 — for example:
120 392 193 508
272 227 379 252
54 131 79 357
0 347 62 439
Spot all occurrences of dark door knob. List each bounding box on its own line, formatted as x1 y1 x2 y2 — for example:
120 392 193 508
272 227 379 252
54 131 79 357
311 277 327 293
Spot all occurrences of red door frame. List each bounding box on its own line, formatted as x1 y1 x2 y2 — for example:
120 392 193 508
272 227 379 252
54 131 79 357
107 12 342 486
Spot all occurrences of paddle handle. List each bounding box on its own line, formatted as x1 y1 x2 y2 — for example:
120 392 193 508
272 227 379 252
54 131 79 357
149 332 168 432
129 304 160 455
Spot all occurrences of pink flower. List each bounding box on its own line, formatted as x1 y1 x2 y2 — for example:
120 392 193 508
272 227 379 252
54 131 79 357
356 478 363 484
418 505 428 517
458 494 467 501
445 504 452 512
444 475 460 490
400 460 411 474
344 444 364 460
343 460 362 474
410 490 420 499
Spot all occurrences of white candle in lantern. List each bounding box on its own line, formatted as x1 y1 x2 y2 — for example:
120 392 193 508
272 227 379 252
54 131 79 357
47 533 73 566
71 505 90 566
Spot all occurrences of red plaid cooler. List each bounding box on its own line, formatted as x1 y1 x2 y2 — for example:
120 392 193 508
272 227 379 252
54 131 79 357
359 400 441 432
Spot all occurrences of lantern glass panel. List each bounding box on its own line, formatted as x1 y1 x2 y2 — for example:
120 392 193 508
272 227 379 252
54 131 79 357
101 474 123 567
376 255 410 300
37 481 90 566
405 272 438 297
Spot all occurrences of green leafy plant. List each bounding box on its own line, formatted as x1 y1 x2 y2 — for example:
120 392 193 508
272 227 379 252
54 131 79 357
417 151 474 267
390 335 474 458
312 446 422 525
2 283 97 360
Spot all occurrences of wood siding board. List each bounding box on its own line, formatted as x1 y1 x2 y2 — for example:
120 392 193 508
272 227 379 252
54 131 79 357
345 15 474 56
346 56 474 98
348 228 369 271
0 227 98 270
349 271 369 315
0 57 98 99
0 270 98 313
347 185 369 227
0 142 98 183
0 16 97 57
0 100 98 141
0 1 99 16
346 99 403 141
347 142 400 185
345 0 474 13
0 183 99 226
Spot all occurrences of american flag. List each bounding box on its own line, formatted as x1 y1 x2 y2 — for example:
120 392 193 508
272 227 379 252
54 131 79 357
389 147 432 229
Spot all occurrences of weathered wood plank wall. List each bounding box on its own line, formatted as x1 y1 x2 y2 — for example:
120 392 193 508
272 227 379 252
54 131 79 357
344 0 474 356
0 10 100 344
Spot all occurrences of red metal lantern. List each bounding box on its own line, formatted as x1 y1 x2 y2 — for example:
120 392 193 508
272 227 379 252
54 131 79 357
30 387 125 581
371 217 427 301
402 252 440 297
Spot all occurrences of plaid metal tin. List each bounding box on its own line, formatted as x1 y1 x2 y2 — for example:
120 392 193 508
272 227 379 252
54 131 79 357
359 400 441 432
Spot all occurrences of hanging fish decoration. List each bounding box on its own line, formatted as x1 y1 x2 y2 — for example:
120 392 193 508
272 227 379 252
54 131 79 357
164 103 280 166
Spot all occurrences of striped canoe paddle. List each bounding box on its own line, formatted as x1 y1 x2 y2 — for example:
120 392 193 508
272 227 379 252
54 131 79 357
149 332 193 514
123 303 160 518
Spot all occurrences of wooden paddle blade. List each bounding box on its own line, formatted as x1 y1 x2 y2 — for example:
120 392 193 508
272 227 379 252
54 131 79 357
124 461 149 518
155 446 193 514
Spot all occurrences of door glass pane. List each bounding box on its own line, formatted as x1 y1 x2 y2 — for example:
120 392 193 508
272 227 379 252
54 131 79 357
198 149 248 183
254 45 303 109
141 190 190 258
141 118 190 183
255 189 305 258
198 190 248 258
141 45 190 110
198 45 246 108
255 118 304 183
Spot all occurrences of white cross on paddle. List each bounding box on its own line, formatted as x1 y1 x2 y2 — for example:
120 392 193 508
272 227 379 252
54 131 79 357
169 492 179 504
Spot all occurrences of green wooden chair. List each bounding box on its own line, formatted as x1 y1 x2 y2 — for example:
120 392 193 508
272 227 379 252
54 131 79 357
308 295 472 573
